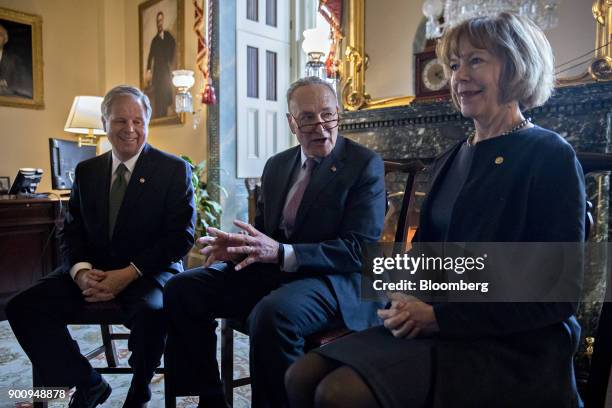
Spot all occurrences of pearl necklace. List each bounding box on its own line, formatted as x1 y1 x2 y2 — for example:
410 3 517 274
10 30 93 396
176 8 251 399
467 118 531 146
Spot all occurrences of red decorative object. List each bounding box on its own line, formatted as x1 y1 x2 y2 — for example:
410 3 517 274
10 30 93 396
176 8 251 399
319 0 343 78
203 80 217 105
319 0 342 33
193 0 216 105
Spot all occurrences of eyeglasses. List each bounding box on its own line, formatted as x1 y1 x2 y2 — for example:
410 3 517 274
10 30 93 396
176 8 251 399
290 111 339 133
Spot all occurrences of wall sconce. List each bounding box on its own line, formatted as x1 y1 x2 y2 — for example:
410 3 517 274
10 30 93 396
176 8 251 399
172 70 195 113
64 96 106 147
302 27 331 79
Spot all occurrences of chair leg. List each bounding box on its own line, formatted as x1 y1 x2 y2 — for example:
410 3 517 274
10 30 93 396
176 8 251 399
164 377 176 408
164 368 176 408
163 352 177 408
165 396 177 408
220 319 234 408
101 324 118 367
32 367 48 408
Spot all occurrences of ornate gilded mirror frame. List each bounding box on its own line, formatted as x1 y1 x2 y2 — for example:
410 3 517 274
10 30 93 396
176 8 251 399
339 0 612 111
339 0 414 111
588 0 612 82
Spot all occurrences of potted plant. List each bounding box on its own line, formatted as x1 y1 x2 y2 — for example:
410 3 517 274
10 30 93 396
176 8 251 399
182 156 222 267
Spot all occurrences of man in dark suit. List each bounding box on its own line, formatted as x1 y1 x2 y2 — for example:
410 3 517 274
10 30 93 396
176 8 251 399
164 76 386 408
145 11 176 118
7 85 195 408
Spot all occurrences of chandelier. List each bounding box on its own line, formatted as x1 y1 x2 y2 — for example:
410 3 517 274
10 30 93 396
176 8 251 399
422 0 561 39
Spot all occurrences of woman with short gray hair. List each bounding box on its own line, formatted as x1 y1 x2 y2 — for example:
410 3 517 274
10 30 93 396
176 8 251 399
286 12 585 408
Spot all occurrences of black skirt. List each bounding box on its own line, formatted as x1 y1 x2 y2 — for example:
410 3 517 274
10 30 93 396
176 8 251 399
313 325 436 408
313 323 581 408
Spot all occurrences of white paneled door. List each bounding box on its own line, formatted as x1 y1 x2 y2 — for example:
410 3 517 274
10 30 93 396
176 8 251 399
237 0 291 178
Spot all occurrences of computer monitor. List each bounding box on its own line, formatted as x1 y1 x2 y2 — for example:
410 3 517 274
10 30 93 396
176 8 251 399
49 138 97 190
9 168 44 195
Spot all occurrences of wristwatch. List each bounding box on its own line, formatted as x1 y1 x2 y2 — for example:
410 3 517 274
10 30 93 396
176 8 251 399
277 242 285 269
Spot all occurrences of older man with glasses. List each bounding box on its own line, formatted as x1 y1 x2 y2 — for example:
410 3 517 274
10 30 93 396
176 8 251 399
164 76 386 408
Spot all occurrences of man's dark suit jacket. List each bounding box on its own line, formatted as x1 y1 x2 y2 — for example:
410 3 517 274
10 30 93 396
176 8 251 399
61 143 196 287
253 135 386 331
415 127 585 407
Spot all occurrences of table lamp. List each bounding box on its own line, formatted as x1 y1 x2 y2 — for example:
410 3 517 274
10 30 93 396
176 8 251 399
64 96 106 147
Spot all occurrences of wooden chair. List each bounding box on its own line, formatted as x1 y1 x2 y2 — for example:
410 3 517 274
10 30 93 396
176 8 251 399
32 301 173 408
219 160 426 406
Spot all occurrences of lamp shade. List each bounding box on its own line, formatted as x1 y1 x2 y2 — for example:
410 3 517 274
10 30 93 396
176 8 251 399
64 96 106 135
302 27 331 56
172 70 195 89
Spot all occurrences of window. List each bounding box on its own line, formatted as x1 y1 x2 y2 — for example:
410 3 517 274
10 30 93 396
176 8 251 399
247 0 258 21
266 51 277 101
247 46 259 98
266 0 277 27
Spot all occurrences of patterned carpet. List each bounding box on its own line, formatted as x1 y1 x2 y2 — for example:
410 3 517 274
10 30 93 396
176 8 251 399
0 320 251 408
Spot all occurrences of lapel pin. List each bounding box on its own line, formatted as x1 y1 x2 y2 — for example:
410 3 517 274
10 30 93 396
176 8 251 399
139 177 146 183
494 156 504 165
331 165 337 172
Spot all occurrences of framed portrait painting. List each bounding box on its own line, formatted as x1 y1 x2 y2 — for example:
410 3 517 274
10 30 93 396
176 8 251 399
139 0 184 126
0 7 44 109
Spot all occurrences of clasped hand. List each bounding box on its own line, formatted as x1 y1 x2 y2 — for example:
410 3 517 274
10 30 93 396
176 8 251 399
199 219 279 271
377 292 440 339
75 266 139 302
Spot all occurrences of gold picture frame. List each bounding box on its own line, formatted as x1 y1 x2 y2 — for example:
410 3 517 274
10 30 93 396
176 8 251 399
138 0 184 126
340 0 610 111
0 7 44 109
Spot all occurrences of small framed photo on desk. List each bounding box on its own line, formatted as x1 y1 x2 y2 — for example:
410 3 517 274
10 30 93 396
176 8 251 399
0 176 9 194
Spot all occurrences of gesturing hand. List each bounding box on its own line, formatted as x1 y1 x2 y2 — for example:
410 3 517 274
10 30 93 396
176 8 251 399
199 226 250 267
226 220 280 271
199 220 280 271
377 292 439 339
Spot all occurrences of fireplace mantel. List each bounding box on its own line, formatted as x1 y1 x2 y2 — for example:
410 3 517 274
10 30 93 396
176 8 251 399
340 81 612 160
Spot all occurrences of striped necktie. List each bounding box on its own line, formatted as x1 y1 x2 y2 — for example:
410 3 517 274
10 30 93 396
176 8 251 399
281 158 316 235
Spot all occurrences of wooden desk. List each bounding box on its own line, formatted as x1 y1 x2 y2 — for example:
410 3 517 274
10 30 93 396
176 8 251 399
0 195 65 320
